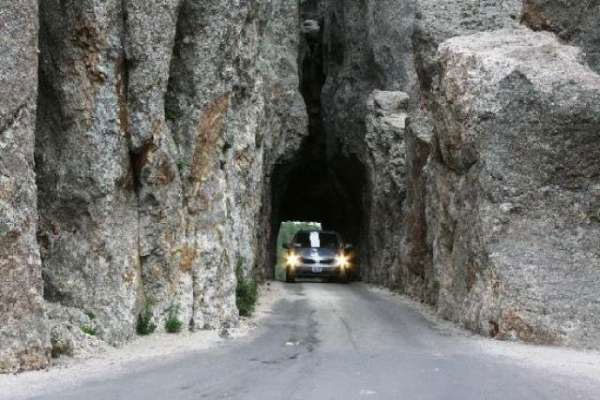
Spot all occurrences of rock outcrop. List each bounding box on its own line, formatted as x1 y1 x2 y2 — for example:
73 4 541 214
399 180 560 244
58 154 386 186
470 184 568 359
426 28 600 346
522 0 600 73
363 91 409 284
2 0 306 371
36 0 142 345
0 0 50 373
413 0 522 103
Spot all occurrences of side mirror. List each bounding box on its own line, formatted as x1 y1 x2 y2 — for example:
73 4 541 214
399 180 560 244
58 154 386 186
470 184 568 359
344 244 353 250
283 243 290 249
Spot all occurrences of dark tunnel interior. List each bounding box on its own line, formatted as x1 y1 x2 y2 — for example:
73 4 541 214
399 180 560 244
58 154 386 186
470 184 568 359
268 1 368 279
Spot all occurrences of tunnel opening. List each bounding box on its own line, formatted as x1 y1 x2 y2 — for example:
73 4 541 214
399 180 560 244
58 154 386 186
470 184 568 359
266 1 368 280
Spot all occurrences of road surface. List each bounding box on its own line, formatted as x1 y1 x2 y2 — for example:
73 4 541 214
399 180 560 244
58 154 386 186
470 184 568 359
21 282 600 399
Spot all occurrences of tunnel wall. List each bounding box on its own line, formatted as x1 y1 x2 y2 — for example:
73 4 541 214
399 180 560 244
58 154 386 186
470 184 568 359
0 0 51 373
310 0 600 349
1 0 307 372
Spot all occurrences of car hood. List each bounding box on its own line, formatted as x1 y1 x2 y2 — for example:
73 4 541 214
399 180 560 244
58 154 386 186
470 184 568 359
296 247 338 258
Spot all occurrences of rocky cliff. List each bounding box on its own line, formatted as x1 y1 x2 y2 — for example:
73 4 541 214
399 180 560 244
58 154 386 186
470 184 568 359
1 0 306 373
0 0 50 373
1 0 599 373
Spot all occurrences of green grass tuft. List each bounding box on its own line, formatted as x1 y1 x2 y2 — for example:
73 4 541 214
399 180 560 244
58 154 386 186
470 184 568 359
80 325 97 336
165 303 183 334
136 301 157 336
236 261 258 317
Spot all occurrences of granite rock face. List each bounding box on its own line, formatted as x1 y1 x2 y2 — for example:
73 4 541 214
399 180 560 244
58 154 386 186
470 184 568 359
413 0 522 102
0 0 51 373
36 0 142 345
34 0 306 338
427 28 600 346
398 113 435 303
363 91 409 284
1 0 306 371
397 0 524 304
522 0 600 73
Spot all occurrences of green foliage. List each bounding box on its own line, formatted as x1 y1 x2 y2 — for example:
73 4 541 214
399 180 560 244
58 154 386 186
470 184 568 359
80 325 97 336
275 221 322 281
136 301 157 336
236 261 258 317
176 159 190 174
85 311 96 320
165 303 183 334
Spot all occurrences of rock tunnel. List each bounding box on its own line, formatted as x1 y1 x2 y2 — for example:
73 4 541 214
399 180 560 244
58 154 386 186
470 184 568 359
267 1 368 280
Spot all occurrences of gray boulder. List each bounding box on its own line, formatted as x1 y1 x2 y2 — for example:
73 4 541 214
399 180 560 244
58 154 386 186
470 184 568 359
427 28 600 347
413 0 521 101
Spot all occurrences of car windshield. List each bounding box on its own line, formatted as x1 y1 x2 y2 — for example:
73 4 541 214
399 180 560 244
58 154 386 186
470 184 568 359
294 232 339 249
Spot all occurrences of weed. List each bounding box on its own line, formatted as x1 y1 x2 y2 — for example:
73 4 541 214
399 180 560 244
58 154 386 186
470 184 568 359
136 301 157 336
236 260 258 317
80 325 97 336
176 159 190 174
85 311 96 320
165 303 183 334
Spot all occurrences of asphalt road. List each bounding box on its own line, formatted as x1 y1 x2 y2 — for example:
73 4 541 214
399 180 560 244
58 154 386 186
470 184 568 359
29 282 600 400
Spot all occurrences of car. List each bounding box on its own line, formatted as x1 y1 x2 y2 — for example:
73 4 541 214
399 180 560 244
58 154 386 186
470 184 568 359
283 230 353 283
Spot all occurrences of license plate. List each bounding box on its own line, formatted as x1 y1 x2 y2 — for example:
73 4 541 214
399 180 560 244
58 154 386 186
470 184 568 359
312 266 323 273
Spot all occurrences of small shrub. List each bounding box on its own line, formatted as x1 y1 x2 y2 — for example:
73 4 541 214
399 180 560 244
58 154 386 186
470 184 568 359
176 159 190 174
80 325 97 336
85 311 96 320
236 262 258 317
165 304 183 334
137 301 157 336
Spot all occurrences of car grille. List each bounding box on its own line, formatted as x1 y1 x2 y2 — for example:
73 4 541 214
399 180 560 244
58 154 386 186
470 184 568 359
301 257 335 265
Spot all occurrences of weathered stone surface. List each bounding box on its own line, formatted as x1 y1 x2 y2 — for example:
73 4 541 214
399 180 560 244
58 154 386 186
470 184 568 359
321 0 418 149
522 0 600 74
363 91 409 284
46 303 106 359
36 0 142 344
125 0 189 331
428 28 600 347
413 0 521 101
0 0 51 373
398 0 523 306
398 112 435 303
31 0 307 350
